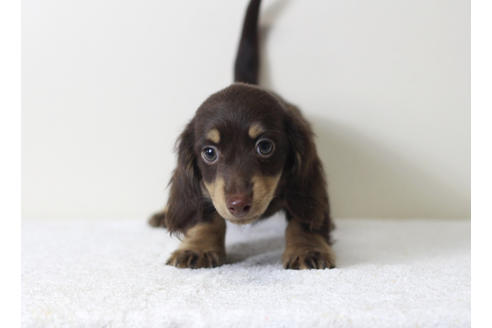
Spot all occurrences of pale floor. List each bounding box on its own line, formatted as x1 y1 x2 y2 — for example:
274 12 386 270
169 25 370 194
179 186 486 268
22 216 470 327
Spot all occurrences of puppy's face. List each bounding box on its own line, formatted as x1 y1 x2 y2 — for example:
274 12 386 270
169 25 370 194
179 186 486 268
192 84 288 224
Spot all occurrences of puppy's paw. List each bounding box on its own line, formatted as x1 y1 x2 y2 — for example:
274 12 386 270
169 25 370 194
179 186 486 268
166 249 225 269
282 249 335 270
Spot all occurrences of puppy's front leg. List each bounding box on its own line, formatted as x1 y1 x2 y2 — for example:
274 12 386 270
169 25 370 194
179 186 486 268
166 214 226 269
282 219 335 270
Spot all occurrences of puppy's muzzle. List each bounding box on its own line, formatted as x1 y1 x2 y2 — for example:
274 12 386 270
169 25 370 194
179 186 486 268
226 193 252 218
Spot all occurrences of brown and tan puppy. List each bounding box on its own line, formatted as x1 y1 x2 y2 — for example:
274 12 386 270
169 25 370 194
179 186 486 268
150 0 335 270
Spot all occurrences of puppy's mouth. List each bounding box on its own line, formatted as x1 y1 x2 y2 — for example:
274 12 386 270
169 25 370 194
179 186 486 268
213 198 265 225
203 173 282 225
226 215 260 225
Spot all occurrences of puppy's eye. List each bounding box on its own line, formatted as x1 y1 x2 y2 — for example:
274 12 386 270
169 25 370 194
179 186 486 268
201 146 219 164
255 138 275 158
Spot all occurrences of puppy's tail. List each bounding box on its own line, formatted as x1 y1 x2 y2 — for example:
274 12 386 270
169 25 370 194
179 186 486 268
234 0 262 85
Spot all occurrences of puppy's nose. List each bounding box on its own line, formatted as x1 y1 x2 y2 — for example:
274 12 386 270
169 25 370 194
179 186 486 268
226 194 252 217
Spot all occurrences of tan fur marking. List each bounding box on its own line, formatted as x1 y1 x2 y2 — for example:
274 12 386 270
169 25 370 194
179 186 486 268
203 177 229 219
251 173 282 214
248 123 264 139
204 173 281 224
179 215 226 252
206 128 220 143
167 214 226 268
282 220 335 269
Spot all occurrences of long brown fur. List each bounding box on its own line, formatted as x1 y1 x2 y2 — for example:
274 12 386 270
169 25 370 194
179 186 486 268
150 0 335 269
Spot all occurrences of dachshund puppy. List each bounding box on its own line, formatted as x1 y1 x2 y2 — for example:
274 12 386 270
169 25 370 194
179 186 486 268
150 0 335 270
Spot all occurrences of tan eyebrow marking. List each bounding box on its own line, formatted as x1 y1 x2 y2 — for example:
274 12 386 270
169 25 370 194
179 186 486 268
248 123 264 139
206 128 220 143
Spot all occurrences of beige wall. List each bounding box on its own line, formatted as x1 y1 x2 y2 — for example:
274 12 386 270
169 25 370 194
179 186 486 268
22 0 470 220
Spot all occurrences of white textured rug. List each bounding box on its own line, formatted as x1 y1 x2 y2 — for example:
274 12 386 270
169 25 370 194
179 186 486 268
22 216 470 327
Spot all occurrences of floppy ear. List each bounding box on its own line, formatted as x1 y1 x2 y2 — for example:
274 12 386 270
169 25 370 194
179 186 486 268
163 120 211 234
283 106 333 242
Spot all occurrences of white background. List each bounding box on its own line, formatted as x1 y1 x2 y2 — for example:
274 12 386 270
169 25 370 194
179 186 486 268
22 0 470 220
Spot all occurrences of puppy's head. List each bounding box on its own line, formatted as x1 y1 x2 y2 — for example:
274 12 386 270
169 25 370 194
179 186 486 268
183 83 290 224
163 82 324 234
